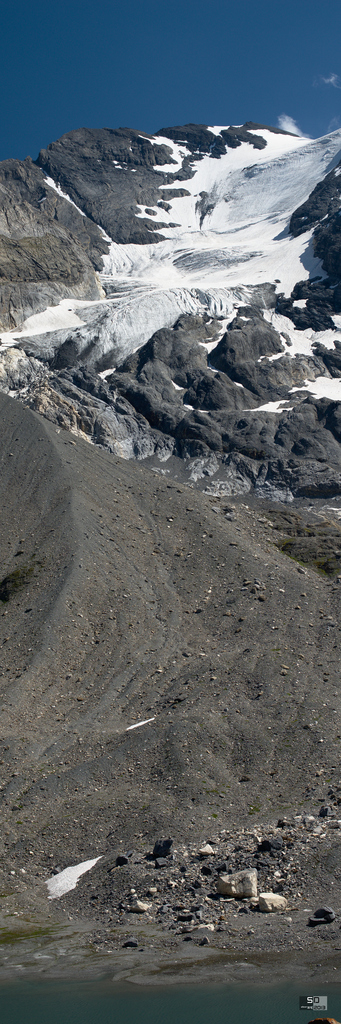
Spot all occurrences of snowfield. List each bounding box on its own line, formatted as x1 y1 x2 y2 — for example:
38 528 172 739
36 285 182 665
1 124 341 406
101 125 341 299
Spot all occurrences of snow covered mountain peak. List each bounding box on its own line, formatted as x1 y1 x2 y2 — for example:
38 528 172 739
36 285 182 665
101 124 341 300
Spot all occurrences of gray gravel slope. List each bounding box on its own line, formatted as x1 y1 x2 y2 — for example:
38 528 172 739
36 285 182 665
0 392 341 965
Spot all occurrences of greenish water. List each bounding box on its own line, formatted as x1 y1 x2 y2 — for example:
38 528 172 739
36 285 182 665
1 982 341 1024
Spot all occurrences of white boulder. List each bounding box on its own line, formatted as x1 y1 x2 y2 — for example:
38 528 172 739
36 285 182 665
127 900 152 913
259 892 287 913
217 869 257 898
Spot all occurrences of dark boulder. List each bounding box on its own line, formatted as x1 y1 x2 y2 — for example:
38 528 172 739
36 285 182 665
319 805 335 817
258 837 283 853
308 907 336 926
153 838 173 858
116 854 129 866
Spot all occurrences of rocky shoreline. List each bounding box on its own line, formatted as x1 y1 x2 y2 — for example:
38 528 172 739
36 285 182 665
2 809 341 982
60 810 341 958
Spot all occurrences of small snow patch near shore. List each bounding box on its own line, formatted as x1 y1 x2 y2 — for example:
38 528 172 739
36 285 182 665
46 857 102 899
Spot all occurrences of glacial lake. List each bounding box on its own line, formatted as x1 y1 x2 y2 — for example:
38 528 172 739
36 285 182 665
1 980 341 1024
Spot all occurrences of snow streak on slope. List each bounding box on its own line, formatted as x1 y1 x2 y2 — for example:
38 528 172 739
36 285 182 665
44 175 86 216
0 299 91 348
291 377 341 401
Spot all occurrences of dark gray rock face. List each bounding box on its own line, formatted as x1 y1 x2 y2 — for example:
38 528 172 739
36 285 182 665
106 306 341 498
209 309 285 397
313 340 341 379
36 127 181 245
276 280 337 332
0 158 107 329
285 160 341 332
290 160 341 237
314 209 341 280
112 314 257 450
118 314 216 381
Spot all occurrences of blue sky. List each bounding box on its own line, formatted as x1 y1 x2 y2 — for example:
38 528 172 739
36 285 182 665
1 0 341 161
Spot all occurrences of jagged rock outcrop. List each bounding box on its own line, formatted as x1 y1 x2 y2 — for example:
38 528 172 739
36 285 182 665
290 159 341 237
156 121 293 157
276 279 337 332
283 159 341 331
0 346 46 391
3 306 341 499
314 210 341 280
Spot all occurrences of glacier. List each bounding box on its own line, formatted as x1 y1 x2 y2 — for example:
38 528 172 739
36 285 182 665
2 124 341 376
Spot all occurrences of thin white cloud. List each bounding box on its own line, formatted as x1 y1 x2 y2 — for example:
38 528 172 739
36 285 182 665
314 72 341 90
277 114 305 137
322 72 341 89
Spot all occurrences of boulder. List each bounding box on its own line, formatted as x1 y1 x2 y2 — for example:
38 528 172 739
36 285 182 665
308 906 336 926
258 892 287 913
153 838 173 858
126 900 151 914
258 836 283 853
217 861 229 873
217 869 257 898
